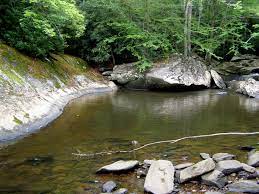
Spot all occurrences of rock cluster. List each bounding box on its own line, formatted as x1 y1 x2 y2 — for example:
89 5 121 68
97 150 259 194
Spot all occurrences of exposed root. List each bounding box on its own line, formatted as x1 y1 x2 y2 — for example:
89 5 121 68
72 132 259 157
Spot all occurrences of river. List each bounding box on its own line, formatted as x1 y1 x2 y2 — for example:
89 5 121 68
0 90 259 193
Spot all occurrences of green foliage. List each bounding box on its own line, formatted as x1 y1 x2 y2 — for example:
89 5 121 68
0 0 85 57
0 0 258 67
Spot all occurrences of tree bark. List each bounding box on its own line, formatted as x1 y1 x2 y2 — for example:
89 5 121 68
184 0 192 58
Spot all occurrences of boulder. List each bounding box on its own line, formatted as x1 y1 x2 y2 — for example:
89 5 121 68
200 153 211 160
102 181 117 193
248 151 259 167
215 55 259 76
144 160 175 194
210 70 226 89
179 158 215 183
97 160 139 173
201 170 228 188
228 180 259 193
109 63 146 89
212 153 235 162
216 160 243 175
175 162 194 170
236 78 259 98
146 56 211 90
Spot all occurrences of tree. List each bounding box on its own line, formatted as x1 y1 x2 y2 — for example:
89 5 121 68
0 0 85 57
184 0 192 58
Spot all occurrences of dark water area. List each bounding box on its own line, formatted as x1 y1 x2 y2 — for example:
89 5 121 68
0 90 259 193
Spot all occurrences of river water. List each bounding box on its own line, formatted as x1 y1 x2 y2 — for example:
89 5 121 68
0 90 259 193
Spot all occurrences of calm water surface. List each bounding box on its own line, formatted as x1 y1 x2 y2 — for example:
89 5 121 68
0 90 259 193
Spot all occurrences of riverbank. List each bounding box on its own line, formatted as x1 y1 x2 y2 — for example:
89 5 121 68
0 43 117 142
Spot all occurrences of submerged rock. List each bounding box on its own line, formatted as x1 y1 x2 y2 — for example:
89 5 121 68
216 160 243 175
144 160 175 194
210 70 226 89
146 56 211 90
212 153 235 162
97 160 139 173
228 180 259 193
178 158 215 183
102 181 117 193
248 151 259 167
201 170 227 188
175 162 194 170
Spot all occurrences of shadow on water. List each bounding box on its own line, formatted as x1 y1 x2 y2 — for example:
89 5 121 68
0 89 259 193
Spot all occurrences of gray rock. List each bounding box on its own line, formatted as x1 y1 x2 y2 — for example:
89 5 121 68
212 153 235 162
102 181 117 193
228 180 259 193
201 170 227 188
136 168 147 178
109 63 146 89
143 160 155 166
205 191 223 194
175 162 194 170
102 71 113 76
211 70 226 89
97 160 139 173
179 158 215 183
236 78 259 98
113 188 128 194
200 153 211 160
241 163 256 173
144 160 175 194
146 56 211 90
216 160 243 175
248 151 259 167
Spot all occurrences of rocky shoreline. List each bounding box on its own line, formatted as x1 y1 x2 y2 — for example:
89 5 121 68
95 150 259 194
0 77 117 143
0 43 117 143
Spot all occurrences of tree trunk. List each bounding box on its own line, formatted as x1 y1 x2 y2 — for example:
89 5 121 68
184 0 192 58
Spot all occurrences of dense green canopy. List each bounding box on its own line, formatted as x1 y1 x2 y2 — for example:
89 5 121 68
0 0 258 69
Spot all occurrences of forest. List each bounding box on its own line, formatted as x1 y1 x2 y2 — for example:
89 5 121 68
0 0 258 71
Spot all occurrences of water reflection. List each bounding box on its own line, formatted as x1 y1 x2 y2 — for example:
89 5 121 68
0 90 259 193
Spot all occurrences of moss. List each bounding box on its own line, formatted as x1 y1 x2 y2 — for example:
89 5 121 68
0 43 103 87
13 116 23 125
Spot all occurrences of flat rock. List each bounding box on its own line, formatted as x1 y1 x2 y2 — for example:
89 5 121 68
228 180 259 193
102 181 117 193
210 70 226 89
179 158 215 183
216 160 243 175
200 153 211 160
175 162 194 170
205 191 224 194
144 160 175 194
248 151 259 167
97 160 139 173
241 163 256 173
212 153 235 162
113 188 128 194
201 170 227 188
